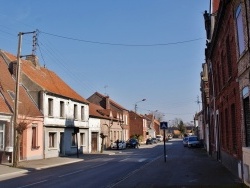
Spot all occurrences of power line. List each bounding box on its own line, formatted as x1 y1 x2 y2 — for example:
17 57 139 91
40 30 204 47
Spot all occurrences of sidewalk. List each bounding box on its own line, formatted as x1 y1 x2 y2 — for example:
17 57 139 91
0 150 118 178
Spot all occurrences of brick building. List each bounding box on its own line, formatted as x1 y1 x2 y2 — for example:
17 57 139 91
202 0 243 179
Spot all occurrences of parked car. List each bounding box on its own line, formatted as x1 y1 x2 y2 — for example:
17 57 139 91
111 140 126 150
187 136 200 148
146 138 153 145
156 135 163 142
183 136 189 147
168 134 173 140
126 138 139 148
151 137 158 144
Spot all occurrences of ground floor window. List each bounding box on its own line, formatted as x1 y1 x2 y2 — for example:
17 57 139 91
31 125 38 149
80 133 85 145
0 122 4 150
49 132 57 148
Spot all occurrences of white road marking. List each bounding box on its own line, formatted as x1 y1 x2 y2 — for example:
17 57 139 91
120 158 147 162
58 169 84 177
17 180 48 188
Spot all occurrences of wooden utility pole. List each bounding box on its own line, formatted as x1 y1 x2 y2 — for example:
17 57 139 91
13 32 23 167
13 31 36 167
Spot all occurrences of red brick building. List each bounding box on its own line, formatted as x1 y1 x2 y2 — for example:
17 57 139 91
203 0 243 178
129 111 147 142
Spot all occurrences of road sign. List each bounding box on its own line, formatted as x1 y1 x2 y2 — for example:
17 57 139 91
160 121 168 129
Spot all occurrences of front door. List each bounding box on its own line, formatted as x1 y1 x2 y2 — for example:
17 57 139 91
59 132 64 156
91 132 98 152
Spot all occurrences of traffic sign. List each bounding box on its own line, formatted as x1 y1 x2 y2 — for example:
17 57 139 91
160 121 168 129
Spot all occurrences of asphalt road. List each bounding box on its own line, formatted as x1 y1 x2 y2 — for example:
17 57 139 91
0 142 165 188
0 140 244 188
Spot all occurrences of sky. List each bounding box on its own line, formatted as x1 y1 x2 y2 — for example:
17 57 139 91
0 1 209 123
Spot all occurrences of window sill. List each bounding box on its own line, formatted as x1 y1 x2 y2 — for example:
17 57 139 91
48 147 57 150
32 146 40 150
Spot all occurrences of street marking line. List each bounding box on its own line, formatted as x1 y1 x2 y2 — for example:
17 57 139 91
17 180 48 188
90 162 108 168
120 158 147 162
58 169 83 177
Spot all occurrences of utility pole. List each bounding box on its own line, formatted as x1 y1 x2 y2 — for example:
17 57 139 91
13 32 22 167
13 31 36 167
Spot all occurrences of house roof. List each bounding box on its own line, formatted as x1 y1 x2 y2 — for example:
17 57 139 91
91 92 127 110
0 54 42 117
89 102 119 121
1 50 88 104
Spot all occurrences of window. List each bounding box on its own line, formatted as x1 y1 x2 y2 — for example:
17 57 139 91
80 133 85 145
48 98 53 116
31 126 38 149
81 106 85 120
60 101 65 118
226 37 232 77
0 123 5 150
225 109 229 149
74 104 78 120
49 132 56 148
235 5 245 55
71 133 77 146
231 104 237 153
243 96 250 147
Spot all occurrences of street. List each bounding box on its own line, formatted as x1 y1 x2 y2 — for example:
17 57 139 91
0 139 243 188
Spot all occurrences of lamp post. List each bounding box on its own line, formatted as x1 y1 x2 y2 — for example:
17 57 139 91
134 99 146 114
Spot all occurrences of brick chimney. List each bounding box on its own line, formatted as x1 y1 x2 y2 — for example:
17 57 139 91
105 96 110 109
26 55 40 68
211 0 220 14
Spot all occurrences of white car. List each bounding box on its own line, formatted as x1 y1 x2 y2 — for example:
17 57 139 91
156 135 163 142
111 140 126 150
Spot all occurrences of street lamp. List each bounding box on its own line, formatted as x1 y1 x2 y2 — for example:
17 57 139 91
134 99 146 114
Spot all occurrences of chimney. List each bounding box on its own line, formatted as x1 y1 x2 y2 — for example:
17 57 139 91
105 96 110 109
26 55 40 68
211 0 220 14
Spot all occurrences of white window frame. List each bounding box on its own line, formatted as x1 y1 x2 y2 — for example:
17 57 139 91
49 132 57 148
0 122 5 150
235 4 245 55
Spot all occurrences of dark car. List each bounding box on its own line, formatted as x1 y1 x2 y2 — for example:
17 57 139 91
183 137 188 147
126 138 139 148
187 136 200 148
146 138 153 145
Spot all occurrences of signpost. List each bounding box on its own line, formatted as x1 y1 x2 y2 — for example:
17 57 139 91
160 121 168 162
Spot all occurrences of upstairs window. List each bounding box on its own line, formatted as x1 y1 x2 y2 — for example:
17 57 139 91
48 98 53 116
60 101 65 118
235 5 245 55
81 106 85 121
74 104 78 120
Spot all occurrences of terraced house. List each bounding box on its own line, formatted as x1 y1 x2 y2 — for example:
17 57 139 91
0 51 43 163
0 50 90 158
201 0 250 185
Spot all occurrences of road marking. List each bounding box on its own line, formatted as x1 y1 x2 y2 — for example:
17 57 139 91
58 169 84 177
120 158 147 162
17 180 48 188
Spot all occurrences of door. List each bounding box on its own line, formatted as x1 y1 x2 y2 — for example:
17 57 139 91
59 132 64 155
91 132 98 152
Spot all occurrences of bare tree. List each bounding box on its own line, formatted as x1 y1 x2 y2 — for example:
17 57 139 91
13 114 31 167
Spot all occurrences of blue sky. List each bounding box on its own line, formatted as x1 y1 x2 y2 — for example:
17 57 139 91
0 1 209 123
